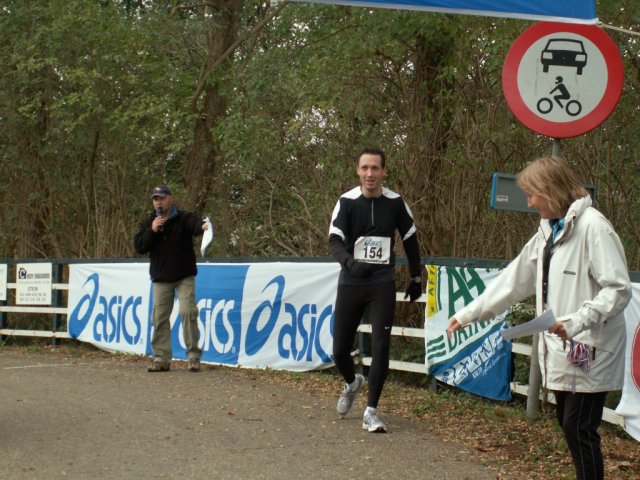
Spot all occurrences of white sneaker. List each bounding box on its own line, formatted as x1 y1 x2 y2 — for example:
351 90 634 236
362 411 387 433
336 374 364 416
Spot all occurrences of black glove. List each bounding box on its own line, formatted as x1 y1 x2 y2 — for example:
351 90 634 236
346 258 373 278
404 279 422 302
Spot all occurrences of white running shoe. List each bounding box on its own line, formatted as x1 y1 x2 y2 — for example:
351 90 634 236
336 374 364 416
362 411 387 433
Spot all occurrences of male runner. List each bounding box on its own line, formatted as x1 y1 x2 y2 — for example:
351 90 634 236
328 147 422 432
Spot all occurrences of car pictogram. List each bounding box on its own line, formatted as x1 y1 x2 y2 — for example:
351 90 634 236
540 38 587 75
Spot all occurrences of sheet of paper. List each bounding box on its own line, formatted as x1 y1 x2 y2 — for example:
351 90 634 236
200 217 213 256
500 309 557 340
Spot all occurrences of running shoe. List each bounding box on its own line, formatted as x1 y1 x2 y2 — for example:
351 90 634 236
362 411 387 433
336 373 364 416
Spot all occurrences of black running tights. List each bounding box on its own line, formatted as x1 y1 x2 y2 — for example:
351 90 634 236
332 281 395 409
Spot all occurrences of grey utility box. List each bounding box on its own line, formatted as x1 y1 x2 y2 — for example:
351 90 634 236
490 172 595 214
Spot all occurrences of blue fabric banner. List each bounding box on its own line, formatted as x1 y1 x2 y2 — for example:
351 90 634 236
68 262 340 372
425 265 513 401
289 0 597 24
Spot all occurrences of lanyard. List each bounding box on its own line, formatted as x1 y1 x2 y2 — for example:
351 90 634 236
542 219 564 304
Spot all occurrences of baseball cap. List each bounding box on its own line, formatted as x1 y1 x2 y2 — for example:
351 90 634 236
150 185 172 198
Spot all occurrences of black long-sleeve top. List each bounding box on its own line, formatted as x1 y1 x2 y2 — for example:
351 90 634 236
328 186 421 286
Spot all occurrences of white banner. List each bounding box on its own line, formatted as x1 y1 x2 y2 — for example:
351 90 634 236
616 282 640 442
68 262 340 372
69 263 151 355
236 263 339 370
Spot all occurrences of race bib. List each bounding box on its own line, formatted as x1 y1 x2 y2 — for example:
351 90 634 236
353 236 391 264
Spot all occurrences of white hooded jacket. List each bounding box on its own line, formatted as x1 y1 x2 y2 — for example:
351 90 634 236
455 196 631 392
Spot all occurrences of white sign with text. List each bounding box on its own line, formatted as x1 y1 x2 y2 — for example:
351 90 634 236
0 264 7 301
16 263 52 305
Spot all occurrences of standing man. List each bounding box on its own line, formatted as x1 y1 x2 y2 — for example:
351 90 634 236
328 147 423 432
134 185 208 373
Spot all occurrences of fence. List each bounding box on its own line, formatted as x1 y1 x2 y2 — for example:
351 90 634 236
1 257 634 427
356 301 624 426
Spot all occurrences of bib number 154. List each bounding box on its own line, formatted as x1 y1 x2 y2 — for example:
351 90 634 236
353 236 391 264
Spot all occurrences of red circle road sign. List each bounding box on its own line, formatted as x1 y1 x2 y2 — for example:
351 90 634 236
502 22 624 138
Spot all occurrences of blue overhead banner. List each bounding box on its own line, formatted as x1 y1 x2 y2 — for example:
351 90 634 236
289 0 597 24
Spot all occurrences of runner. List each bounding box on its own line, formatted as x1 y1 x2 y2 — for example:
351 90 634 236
328 147 423 432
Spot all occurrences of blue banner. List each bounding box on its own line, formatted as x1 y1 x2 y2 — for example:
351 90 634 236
425 265 512 401
68 262 340 372
289 0 597 24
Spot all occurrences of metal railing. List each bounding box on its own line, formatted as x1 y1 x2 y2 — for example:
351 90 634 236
356 291 625 427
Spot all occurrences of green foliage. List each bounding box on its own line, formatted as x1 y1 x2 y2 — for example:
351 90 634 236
0 0 639 272
0 0 198 257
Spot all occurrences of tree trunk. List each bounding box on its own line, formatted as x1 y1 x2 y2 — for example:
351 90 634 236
184 0 245 213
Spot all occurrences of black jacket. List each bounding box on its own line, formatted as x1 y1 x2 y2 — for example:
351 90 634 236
134 208 203 282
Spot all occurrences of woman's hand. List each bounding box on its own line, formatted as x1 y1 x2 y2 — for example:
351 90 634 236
548 321 568 341
447 318 463 337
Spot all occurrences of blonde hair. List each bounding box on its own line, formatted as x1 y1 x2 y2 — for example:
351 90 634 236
516 157 589 215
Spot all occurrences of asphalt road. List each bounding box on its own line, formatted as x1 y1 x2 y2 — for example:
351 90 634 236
0 350 500 480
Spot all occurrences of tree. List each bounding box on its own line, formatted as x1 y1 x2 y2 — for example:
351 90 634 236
1 0 639 272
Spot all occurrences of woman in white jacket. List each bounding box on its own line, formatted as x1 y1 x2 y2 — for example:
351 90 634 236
447 157 631 480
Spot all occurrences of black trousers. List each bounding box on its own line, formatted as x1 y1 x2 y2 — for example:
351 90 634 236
332 281 395 409
554 390 608 480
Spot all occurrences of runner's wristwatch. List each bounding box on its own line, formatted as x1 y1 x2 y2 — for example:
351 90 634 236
413 276 422 283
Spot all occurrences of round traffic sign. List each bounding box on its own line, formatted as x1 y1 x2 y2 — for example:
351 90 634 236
502 22 624 138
